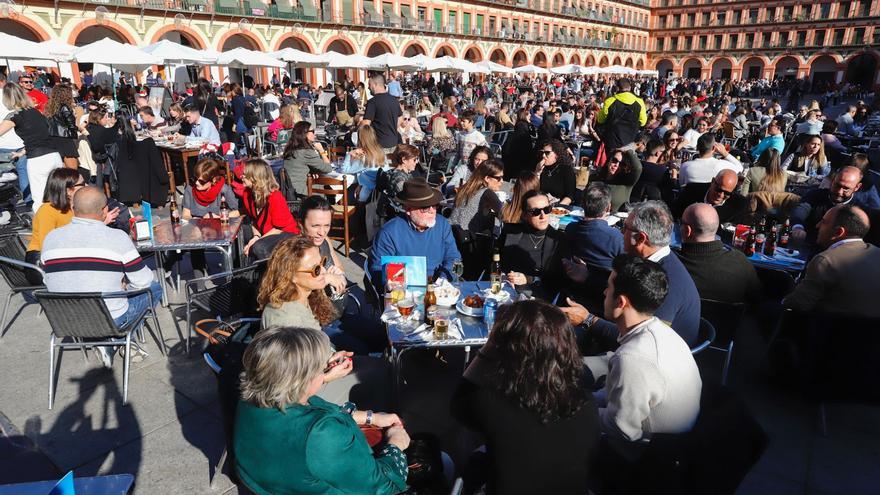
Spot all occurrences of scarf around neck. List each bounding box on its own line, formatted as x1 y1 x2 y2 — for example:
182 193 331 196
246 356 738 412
193 177 225 206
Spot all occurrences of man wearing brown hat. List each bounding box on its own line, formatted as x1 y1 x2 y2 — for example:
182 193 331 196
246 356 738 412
368 178 461 286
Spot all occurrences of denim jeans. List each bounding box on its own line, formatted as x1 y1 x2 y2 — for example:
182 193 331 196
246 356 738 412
0 148 29 203
113 281 163 328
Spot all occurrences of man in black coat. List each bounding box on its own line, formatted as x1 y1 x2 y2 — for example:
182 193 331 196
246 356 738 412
677 203 762 304
674 169 749 225
790 166 867 247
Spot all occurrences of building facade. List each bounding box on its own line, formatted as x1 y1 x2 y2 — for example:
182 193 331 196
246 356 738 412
650 0 880 88
2 0 878 88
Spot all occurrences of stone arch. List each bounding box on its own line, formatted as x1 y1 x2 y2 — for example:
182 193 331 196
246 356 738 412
612 56 622 65
533 50 548 68
365 39 393 57
585 54 596 66
773 55 800 79
152 26 207 49
463 45 484 63
844 51 879 88
552 52 565 67
322 36 356 54
275 33 316 53
0 18 49 41
636 59 645 70
805 52 844 67
624 57 634 68
809 54 840 87
655 58 674 77
682 57 703 79
741 56 767 80
598 55 609 67
218 30 265 52
511 49 528 68
569 53 581 65
433 43 457 58
710 57 733 79
69 21 137 46
401 41 428 57
489 47 508 65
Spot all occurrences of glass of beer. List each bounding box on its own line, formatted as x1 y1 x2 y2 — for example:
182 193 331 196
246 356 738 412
433 318 449 340
397 297 415 318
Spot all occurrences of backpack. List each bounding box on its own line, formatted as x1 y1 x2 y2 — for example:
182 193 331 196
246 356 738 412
243 101 259 128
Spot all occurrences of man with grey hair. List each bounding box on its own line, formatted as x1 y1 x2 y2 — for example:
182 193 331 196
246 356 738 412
564 182 624 270
41 186 161 367
677 203 762 304
562 200 701 347
361 73 401 153
836 105 858 137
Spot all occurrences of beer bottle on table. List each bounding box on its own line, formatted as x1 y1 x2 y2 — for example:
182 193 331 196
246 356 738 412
219 194 230 224
424 283 437 325
490 252 502 294
745 227 756 256
765 224 778 256
169 198 181 225
779 218 791 248
754 221 766 254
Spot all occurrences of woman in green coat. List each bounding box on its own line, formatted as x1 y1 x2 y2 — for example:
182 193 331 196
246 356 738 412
234 326 410 495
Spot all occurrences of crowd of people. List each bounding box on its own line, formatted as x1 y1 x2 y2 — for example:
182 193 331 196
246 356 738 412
2 62 880 494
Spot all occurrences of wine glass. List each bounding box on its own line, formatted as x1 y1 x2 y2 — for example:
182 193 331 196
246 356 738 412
451 260 464 284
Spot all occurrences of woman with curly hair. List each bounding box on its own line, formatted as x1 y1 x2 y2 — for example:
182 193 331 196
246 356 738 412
240 158 300 260
44 84 79 169
258 237 390 403
451 299 599 494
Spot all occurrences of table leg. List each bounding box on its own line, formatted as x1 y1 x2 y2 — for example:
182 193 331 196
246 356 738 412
156 250 169 307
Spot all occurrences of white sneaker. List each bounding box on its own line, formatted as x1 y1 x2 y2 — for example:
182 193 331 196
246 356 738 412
0 172 17 183
0 211 10 225
119 344 150 363
95 346 114 368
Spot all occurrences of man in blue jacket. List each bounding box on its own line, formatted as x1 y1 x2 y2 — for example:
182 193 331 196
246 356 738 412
562 200 701 349
369 179 461 289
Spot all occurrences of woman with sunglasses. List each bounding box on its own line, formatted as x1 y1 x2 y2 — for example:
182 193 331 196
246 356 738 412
181 158 239 220
446 145 494 196
535 139 576 206
449 159 505 280
497 190 570 300
500 171 541 224
599 148 643 213
282 121 332 198
240 158 300 260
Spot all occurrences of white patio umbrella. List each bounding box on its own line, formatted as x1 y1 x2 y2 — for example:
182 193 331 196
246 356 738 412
0 33 55 74
73 37 163 100
368 53 424 71
602 65 637 75
474 60 515 74
637 69 659 76
216 47 285 69
269 48 328 68
142 39 217 65
513 64 550 75
550 64 586 75
424 56 485 73
323 53 373 70
38 39 78 62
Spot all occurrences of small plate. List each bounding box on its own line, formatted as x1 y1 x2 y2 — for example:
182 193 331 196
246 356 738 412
456 300 483 318
480 289 511 304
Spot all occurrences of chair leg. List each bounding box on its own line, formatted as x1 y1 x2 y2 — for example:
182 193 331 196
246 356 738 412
343 216 350 257
210 446 228 489
150 310 166 357
0 291 14 339
721 341 734 386
123 334 131 406
185 298 192 356
818 403 828 437
48 334 56 409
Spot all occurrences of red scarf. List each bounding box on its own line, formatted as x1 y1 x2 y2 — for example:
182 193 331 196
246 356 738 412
193 177 226 206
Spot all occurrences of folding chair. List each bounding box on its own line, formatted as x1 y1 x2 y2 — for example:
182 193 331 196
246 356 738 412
0 236 45 338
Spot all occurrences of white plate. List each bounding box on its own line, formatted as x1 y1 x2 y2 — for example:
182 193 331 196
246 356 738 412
456 300 483 318
480 289 511 303
614 212 629 219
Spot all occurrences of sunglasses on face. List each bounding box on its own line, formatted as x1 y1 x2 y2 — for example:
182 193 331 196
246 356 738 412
527 205 553 216
297 256 327 277
541 150 553 156
609 158 621 164
194 177 211 186
19 79 33 84
711 180 735 198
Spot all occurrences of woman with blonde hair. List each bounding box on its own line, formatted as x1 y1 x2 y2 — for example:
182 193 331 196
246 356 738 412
44 84 79 169
782 134 830 178
430 116 456 154
234 326 408 495
742 147 787 194
0 83 62 212
266 102 302 141
240 158 300 259
341 125 389 202
500 171 541 224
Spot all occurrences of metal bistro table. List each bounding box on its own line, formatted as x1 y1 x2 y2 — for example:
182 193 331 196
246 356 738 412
156 141 200 190
384 282 517 399
136 216 244 306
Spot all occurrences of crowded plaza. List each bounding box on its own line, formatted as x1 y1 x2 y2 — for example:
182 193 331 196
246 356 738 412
1 2 880 493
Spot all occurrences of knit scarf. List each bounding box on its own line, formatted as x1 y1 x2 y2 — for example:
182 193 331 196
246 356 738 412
193 177 225 206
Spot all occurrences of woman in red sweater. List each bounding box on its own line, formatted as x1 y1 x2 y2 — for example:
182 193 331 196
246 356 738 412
240 158 300 260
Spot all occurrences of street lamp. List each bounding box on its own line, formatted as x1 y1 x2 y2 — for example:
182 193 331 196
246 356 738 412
238 18 250 31
0 0 16 17
94 5 109 24
174 13 186 28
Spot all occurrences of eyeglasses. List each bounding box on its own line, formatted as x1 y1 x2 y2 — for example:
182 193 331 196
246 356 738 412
19 80 33 85
297 256 327 277
411 205 437 213
526 205 553 216
541 150 553 156
488 175 504 181
609 158 621 164
70 181 86 188
194 178 210 186
711 179 735 198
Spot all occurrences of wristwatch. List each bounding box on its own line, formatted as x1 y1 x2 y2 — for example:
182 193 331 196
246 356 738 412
365 410 373 426
585 314 598 329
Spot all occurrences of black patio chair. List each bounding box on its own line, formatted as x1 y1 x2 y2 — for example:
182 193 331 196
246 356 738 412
700 299 747 385
36 288 164 409
690 317 716 355
0 236 46 338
